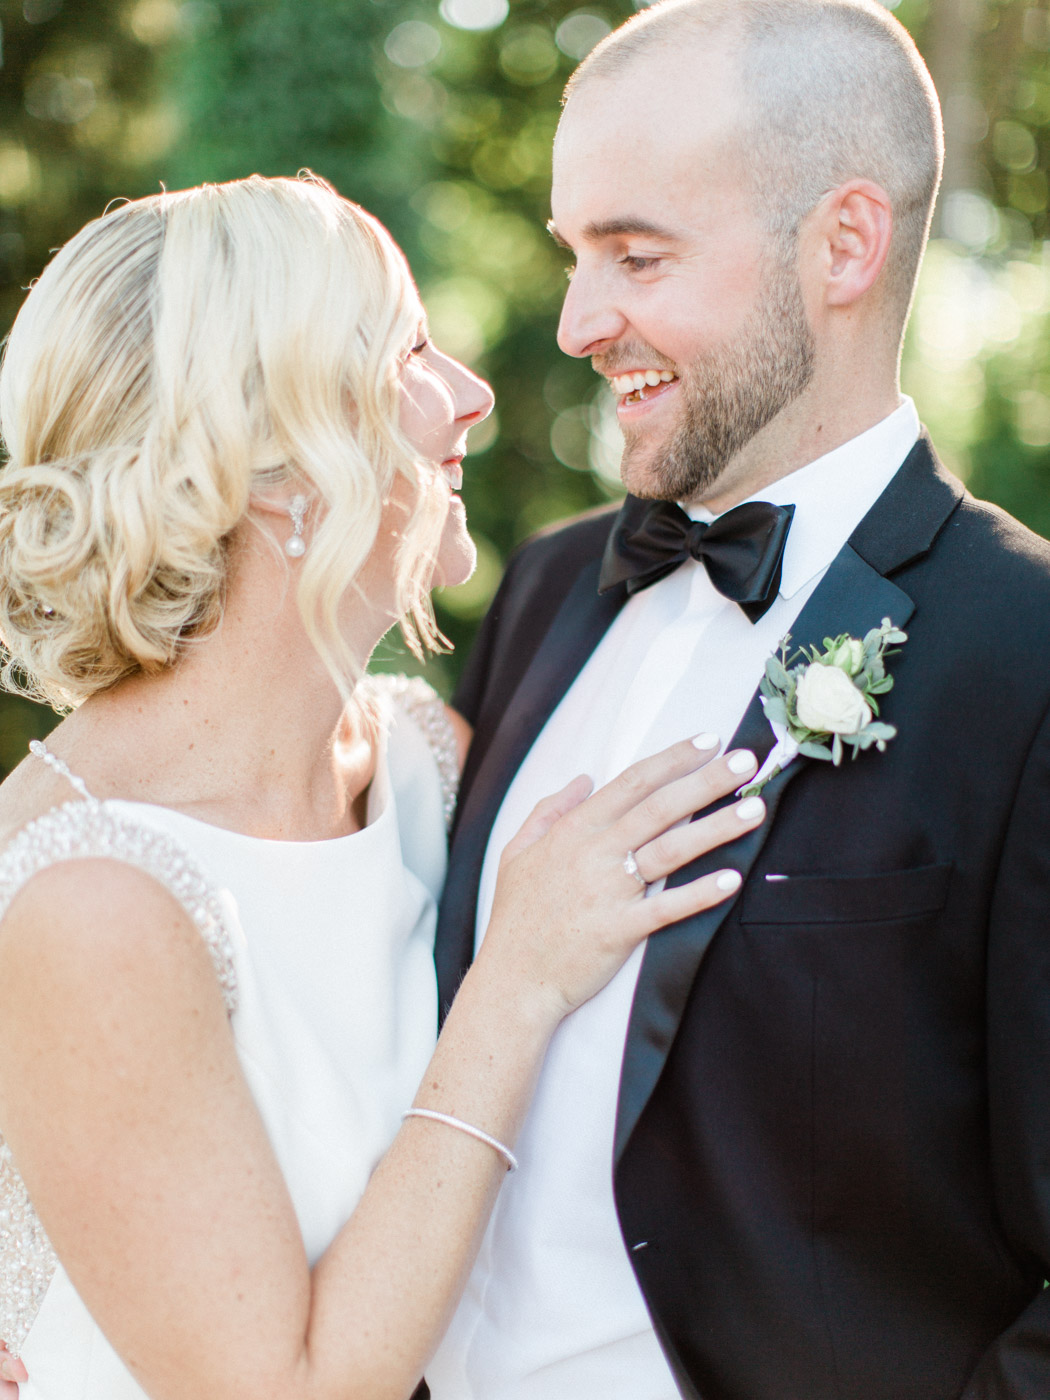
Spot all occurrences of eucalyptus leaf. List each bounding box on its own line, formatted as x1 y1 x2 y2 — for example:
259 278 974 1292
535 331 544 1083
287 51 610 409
864 722 897 740
765 656 790 689
799 740 833 761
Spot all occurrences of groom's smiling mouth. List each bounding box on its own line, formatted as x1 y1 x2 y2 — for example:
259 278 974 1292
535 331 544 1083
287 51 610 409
608 369 679 407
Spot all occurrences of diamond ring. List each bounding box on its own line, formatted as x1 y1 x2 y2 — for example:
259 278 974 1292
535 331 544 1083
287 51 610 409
623 849 647 890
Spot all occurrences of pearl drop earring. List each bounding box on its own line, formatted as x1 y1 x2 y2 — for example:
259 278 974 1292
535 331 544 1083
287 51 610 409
285 494 308 558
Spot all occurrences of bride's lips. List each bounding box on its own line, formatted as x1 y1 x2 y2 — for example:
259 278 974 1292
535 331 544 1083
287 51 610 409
441 455 464 491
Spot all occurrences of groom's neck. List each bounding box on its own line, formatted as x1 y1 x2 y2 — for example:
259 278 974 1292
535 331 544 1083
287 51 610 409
691 377 904 514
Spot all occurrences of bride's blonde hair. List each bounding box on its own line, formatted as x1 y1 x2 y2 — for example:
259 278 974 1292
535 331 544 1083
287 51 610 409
0 172 444 710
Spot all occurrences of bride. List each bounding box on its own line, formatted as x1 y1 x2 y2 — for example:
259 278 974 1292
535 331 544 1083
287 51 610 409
0 174 761 1400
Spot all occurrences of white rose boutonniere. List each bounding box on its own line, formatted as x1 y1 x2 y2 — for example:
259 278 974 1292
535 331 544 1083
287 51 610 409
795 663 872 734
742 618 907 797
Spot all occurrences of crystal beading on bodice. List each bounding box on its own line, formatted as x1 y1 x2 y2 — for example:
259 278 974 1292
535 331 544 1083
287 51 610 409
0 798 239 1356
371 674 460 829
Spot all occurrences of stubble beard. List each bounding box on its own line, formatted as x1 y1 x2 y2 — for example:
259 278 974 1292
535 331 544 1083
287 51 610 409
621 254 817 503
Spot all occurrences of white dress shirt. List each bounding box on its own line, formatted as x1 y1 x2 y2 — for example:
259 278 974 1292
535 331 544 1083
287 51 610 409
427 400 921 1400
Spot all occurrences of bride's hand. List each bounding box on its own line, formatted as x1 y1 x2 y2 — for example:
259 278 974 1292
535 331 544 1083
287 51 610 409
0 1342 26 1396
480 736 762 1023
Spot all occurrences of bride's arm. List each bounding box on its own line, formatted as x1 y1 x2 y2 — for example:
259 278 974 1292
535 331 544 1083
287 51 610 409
0 1342 25 1393
0 738 760 1400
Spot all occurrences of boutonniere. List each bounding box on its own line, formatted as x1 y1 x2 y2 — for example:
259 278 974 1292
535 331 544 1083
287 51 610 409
741 617 908 797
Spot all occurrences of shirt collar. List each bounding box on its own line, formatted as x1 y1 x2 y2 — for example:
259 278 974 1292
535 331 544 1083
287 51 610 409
685 397 921 600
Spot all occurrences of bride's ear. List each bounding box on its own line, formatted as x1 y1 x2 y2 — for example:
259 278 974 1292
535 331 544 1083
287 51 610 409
243 488 315 561
248 487 306 520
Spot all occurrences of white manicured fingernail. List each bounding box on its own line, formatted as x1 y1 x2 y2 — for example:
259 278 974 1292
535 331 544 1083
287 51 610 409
736 796 765 822
726 750 756 774
692 732 719 751
717 869 742 892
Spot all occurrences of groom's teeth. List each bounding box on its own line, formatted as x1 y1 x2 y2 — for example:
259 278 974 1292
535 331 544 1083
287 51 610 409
610 370 678 395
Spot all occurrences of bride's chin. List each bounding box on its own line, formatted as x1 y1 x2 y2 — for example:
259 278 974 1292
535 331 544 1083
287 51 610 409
432 500 477 589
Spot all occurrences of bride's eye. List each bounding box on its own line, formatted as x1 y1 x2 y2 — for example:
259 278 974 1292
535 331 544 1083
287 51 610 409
411 337 430 355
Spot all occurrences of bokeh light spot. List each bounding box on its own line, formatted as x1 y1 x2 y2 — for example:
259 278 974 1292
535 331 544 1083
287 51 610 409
941 189 998 251
0 144 39 205
439 0 509 33
498 26 558 85
555 11 611 59
127 0 181 45
413 181 475 232
994 119 1038 173
384 20 442 68
24 72 96 123
425 275 507 361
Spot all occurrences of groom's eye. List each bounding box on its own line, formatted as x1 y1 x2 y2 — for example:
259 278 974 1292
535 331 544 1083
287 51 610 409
619 254 659 272
564 263 577 282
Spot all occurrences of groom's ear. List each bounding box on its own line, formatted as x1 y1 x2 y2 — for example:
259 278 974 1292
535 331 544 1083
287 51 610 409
804 179 894 310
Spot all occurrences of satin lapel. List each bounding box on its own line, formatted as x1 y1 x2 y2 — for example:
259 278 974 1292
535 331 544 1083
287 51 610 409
436 558 625 1012
614 544 915 1162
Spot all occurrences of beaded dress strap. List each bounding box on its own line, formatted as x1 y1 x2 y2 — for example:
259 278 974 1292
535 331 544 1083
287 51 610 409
22 740 238 1014
367 674 460 830
28 739 97 803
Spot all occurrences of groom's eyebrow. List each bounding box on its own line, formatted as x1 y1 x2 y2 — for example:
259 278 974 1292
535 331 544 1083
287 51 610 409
546 216 686 247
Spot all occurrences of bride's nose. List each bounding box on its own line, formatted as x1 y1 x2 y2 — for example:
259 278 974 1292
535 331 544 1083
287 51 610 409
442 352 496 427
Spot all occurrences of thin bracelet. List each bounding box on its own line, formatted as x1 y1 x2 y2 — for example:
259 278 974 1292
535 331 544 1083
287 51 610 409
402 1108 519 1173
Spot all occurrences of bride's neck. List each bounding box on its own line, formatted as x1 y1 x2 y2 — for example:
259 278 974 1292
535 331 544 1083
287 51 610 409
49 554 390 841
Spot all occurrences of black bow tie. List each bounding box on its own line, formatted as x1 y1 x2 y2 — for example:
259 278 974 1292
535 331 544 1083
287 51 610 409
598 495 795 623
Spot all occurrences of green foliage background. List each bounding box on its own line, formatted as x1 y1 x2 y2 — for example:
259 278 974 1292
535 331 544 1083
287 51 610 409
0 0 1048 767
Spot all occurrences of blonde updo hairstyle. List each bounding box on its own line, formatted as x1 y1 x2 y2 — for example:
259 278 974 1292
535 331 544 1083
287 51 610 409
0 173 443 710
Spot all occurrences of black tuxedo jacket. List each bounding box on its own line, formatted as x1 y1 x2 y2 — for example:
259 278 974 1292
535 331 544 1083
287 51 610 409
435 437 1050 1400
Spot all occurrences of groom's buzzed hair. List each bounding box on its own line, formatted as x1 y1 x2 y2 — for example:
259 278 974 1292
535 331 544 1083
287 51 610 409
564 0 944 326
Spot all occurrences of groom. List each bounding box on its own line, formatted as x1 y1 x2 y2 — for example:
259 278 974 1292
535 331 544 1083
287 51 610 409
428 1 1050 1397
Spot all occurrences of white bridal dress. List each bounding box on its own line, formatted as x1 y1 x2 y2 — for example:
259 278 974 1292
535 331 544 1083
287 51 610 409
0 675 457 1400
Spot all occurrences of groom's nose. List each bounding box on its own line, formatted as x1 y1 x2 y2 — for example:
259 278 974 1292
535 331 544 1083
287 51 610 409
557 269 628 358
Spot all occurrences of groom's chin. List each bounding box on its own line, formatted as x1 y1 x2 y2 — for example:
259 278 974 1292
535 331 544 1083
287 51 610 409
619 445 701 505
619 440 675 502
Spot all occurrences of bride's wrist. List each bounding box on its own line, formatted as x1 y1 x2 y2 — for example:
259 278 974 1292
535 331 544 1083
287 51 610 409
463 938 568 1043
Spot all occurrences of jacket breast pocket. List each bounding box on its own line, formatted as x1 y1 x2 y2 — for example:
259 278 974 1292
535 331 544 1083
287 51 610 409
738 861 953 926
